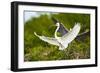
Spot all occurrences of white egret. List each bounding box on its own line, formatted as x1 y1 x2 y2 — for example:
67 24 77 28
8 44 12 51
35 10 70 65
34 19 81 50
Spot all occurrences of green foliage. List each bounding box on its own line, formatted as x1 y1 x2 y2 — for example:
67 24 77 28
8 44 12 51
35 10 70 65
24 12 90 61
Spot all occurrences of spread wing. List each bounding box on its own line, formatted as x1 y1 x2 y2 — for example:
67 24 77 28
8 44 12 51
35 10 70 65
61 23 81 45
34 32 59 46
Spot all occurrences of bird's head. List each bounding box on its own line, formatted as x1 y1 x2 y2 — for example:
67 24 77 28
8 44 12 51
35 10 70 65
55 22 60 27
49 17 60 29
51 17 60 26
49 22 60 29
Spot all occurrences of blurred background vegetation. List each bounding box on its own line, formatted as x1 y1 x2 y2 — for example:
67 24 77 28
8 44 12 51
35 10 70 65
24 12 90 61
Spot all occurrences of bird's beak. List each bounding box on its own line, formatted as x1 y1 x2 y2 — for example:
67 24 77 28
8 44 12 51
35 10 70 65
50 25 57 27
48 25 57 29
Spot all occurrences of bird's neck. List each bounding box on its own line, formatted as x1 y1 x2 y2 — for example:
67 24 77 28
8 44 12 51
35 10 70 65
55 25 60 39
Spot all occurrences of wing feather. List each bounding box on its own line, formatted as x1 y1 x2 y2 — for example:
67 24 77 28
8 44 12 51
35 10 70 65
34 32 59 46
61 23 81 45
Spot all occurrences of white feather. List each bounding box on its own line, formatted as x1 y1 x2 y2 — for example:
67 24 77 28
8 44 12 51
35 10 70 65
34 32 59 46
61 23 81 47
34 23 81 50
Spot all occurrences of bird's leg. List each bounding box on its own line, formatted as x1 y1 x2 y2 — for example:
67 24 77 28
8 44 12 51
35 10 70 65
63 45 71 59
63 49 67 59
